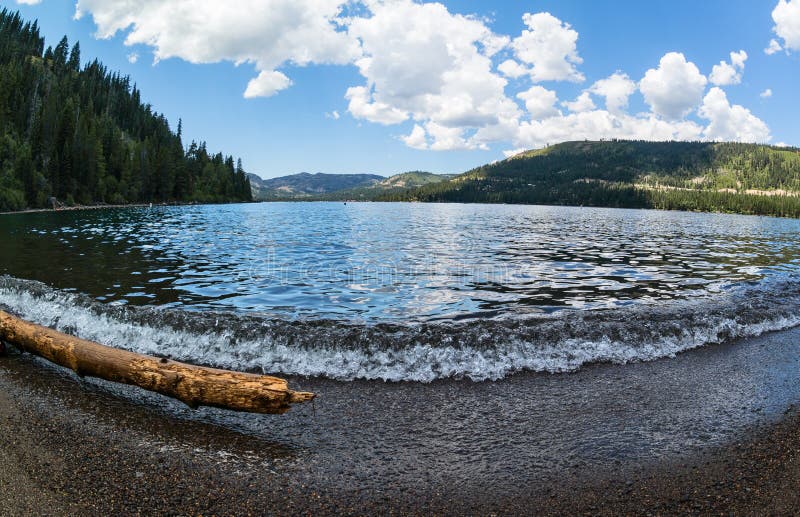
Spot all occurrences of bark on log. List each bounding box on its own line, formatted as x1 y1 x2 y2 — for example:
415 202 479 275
0 310 314 414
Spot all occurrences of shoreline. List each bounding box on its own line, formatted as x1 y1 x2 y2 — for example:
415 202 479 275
261 198 800 220
2 328 800 514
0 202 156 216
2 198 797 221
0 200 255 216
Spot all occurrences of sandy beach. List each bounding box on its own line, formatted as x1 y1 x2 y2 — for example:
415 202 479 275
2 327 800 515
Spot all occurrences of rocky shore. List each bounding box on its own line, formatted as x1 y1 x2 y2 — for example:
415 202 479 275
2 329 800 515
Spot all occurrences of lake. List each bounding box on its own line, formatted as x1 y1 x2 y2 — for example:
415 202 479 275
1 202 800 381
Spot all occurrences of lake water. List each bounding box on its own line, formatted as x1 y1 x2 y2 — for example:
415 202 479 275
1 202 800 381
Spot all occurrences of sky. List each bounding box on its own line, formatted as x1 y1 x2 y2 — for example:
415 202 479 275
5 0 800 179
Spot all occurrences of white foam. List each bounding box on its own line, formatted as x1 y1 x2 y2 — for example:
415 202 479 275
2 278 799 382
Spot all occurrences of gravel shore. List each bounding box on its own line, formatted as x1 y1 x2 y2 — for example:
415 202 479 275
2 330 800 515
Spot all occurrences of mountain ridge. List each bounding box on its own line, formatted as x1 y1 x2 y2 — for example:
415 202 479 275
249 170 453 200
377 140 800 217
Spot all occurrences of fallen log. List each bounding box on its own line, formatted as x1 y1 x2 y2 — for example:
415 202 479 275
0 310 314 414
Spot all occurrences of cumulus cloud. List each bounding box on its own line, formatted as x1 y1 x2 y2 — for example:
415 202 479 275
698 87 770 142
770 0 800 53
588 72 636 114
562 92 595 113
507 12 584 82
344 85 408 125
126 52 139 64
510 111 704 152
15 0 42 4
765 38 783 55
498 59 528 79
516 86 560 119
402 124 428 150
709 50 747 86
346 0 518 149
74 0 360 98
73 1 774 152
761 88 773 98
640 52 707 120
244 70 292 98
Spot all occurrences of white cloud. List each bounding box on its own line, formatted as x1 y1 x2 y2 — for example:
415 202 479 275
640 52 707 120
345 0 519 149
761 88 773 98
498 59 528 79
244 70 292 98
402 124 428 150
765 38 783 55
508 12 584 82
516 86 560 119
15 0 42 4
345 85 408 125
73 1 774 153
74 0 360 98
401 121 483 151
698 87 770 142
588 72 636 114
730 50 747 69
510 111 704 152
426 121 481 151
562 92 595 113
126 52 139 64
709 50 747 86
709 63 738 86
770 0 800 53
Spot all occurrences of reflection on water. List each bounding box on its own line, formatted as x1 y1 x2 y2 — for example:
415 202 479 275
1 202 799 322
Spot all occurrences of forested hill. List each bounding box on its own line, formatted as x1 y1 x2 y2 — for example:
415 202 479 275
379 140 800 218
249 170 453 200
0 9 252 211
248 172 384 199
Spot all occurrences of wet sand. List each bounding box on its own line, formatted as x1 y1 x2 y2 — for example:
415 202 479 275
2 328 800 515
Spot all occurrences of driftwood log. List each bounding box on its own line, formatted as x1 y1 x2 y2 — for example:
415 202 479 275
0 310 314 414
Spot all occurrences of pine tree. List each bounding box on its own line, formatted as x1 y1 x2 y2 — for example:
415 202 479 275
0 8 254 210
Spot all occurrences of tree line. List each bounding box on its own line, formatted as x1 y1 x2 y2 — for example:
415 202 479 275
0 9 252 211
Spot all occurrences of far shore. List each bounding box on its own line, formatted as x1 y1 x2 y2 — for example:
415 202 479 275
0 203 152 216
0 200 254 216
3 198 799 220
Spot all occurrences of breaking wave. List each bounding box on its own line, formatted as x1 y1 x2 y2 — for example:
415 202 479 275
2 275 800 382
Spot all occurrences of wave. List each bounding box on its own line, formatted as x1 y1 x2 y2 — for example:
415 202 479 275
1 275 799 382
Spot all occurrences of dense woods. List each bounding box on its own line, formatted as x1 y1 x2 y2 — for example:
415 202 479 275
379 140 800 218
0 9 252 211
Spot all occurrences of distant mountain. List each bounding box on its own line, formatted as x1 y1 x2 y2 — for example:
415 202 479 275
377 140 800 218
246 173 268 190
374 171 455 189
249 171 454 200
249 172 383 199
310 171 454 200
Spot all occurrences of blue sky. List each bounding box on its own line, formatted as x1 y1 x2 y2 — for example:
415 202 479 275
5 0 800 178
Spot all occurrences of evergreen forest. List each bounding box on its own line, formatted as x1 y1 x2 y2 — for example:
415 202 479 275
0 9 252 211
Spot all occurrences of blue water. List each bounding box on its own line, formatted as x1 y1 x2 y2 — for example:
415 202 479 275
2 202 800 320
1 202 800 380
